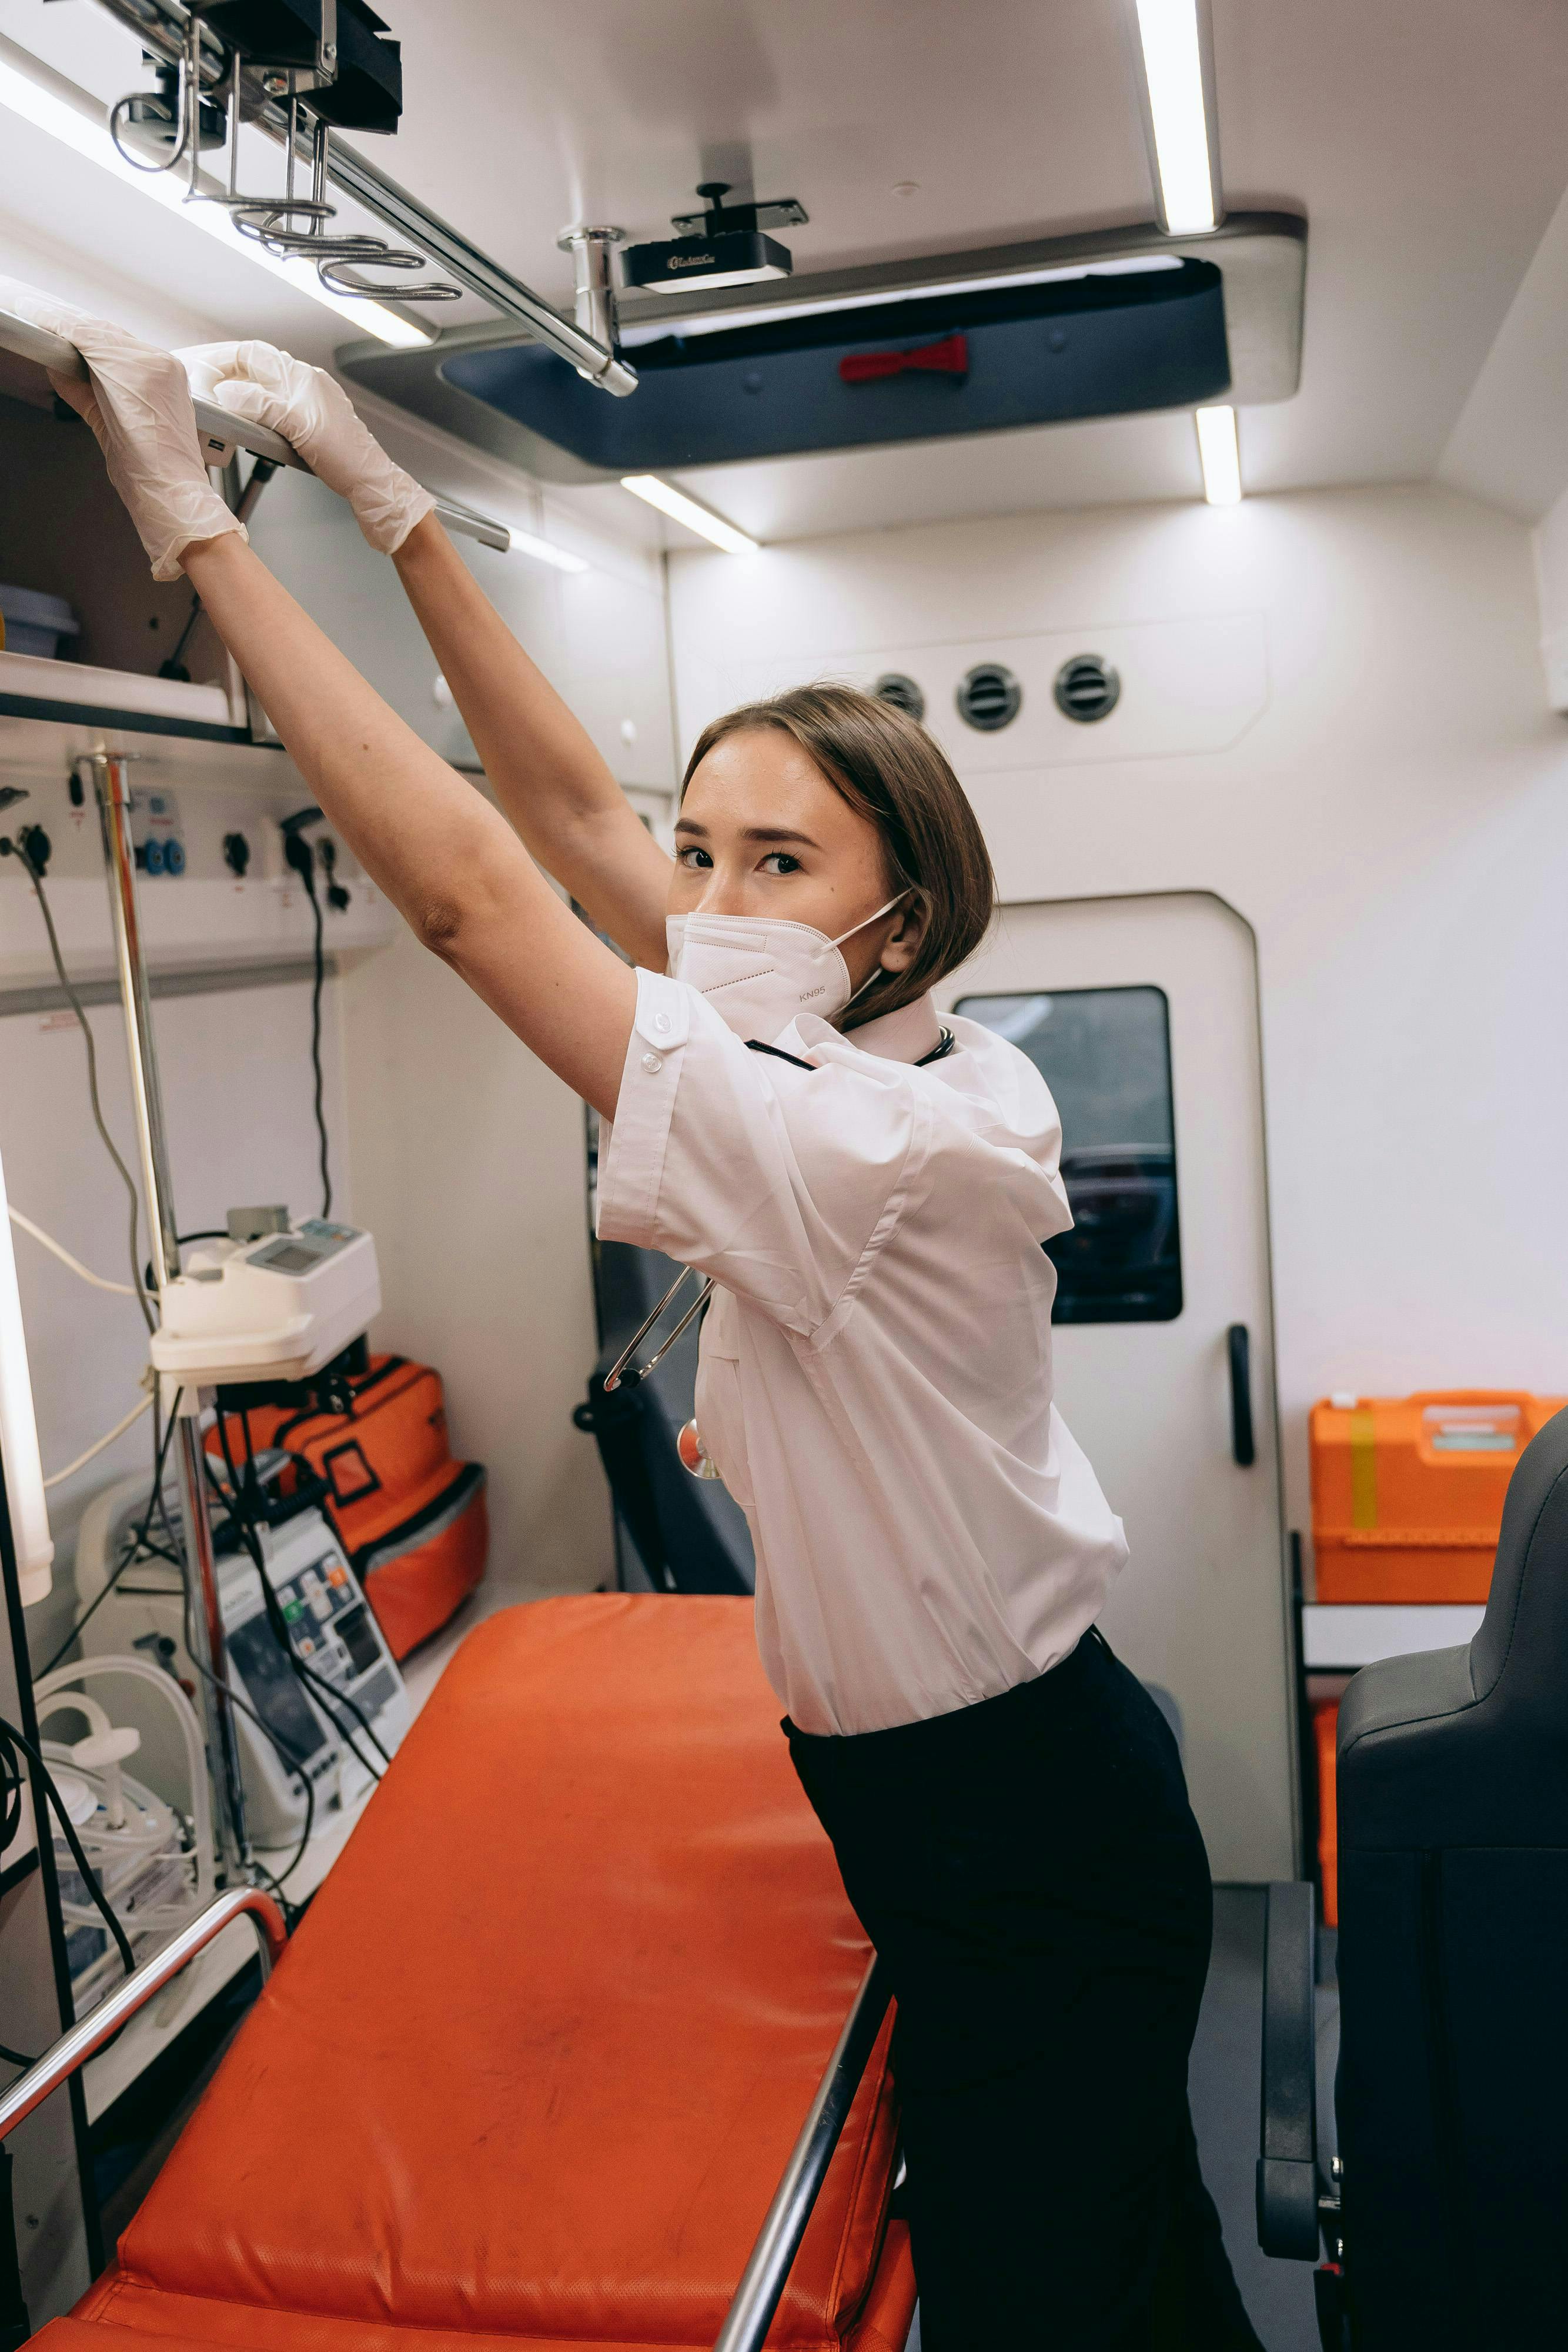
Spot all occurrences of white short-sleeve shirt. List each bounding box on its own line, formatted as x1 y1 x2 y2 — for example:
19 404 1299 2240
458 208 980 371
596 970 1129 1736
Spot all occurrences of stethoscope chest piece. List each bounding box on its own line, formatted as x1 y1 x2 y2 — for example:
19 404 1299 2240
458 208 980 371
677 1418 724 1481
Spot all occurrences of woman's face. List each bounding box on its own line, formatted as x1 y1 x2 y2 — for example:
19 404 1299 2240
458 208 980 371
671 727 924 993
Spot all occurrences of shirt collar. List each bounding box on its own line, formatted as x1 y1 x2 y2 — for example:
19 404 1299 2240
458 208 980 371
795 991 942 1064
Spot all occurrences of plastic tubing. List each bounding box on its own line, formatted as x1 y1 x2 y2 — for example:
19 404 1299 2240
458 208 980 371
34 1655 216 1906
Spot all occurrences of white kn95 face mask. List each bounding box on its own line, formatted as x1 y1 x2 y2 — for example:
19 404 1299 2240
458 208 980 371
666 896 907 1041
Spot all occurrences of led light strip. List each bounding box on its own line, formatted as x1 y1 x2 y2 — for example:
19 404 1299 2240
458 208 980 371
0 36 432 351
621 475 758 555
1131 0 1219 237
1195 404 1241 505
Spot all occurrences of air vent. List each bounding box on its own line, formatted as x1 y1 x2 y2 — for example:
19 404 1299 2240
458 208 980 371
874 672 925 721
1053 653 1121 723
955 663 1021 732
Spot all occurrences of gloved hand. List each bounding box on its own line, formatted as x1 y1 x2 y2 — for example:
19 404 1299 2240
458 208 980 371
0 277 245 582
180 340 435 556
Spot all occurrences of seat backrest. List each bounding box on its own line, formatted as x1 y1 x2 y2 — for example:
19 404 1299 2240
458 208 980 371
587 1240 755 1595
1333 1404 1568 2350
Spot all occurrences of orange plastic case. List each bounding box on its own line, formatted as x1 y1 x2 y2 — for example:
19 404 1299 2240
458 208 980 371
1313 1699 1340 1926
1309 1389 1566 1602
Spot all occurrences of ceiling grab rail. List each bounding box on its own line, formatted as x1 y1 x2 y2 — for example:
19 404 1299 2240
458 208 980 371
711 1958 894 2352
0 306 514 554
81 0 637 393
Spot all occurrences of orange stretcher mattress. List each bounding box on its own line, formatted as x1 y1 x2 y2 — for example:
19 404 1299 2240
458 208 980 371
45 1596 914 2352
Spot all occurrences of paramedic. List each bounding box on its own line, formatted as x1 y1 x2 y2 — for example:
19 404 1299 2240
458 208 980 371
34 302 1262 2352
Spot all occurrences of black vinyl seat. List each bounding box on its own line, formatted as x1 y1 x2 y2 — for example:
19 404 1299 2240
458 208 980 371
1258 1402 1568 2348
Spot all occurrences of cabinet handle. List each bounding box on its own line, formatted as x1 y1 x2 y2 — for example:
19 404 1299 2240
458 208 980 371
1228 1324 1256 1467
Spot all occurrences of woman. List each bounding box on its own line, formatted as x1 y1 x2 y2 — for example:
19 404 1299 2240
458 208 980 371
32 296 1262 2350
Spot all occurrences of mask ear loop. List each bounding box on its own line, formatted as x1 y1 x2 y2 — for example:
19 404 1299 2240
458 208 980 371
835 890 917 1016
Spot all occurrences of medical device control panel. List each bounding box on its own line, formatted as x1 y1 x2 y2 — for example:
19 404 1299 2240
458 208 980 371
220 1503 408 1846
150 1219 381 1390
74 1473 408 1853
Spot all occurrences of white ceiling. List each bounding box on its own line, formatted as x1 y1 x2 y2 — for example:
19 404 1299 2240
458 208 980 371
4 0 1568 544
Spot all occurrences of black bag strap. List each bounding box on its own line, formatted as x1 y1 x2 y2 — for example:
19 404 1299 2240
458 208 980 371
573 1375 675 1592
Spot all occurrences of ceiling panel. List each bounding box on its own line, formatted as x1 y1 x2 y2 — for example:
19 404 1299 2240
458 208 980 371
3 0 1568 537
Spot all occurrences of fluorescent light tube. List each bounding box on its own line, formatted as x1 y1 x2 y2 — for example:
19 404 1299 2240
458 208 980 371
620 475 758 556
510 530 589 574
0 42 432 350
1132 0 1218 235
1195 403 1241 504
0 1141 53 1606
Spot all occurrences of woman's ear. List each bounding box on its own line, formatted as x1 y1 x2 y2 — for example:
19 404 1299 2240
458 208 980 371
878 889 931 975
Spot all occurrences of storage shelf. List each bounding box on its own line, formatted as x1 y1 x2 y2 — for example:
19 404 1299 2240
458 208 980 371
0 648 240 740
1301 1601 1485 1671
0 691 249 746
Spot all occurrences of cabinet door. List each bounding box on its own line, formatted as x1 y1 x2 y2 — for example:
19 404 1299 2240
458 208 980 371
940 890 1293 1880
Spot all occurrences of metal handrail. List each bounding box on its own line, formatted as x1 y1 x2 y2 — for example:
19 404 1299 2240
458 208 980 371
0 308 514 553
712 1959 893 2352
0 1886 286 2144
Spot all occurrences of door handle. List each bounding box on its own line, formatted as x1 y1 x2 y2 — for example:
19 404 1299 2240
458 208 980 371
1228 1324 1256 1467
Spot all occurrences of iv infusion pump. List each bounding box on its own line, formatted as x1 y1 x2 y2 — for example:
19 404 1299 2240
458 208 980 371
75 1463 409 1850
149 1215 382 1394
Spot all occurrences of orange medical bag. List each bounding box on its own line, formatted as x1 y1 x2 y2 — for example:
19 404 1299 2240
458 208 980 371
213 1355 487 1659
1309 1389 1565 1602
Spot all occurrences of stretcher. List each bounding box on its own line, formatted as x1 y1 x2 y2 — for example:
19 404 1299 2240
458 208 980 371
3 1598 915 2352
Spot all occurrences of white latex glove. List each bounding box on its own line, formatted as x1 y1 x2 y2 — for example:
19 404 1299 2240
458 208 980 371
180 340 435 556
0 277 244 582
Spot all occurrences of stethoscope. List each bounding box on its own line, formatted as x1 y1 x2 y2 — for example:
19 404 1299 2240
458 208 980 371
601 1267 722 1478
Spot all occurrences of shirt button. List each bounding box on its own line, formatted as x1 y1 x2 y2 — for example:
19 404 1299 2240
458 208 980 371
653 1012 671 1034
641 1051 663 1074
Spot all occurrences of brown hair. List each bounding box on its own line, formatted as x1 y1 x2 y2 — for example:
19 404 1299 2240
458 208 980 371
681 683 996 1028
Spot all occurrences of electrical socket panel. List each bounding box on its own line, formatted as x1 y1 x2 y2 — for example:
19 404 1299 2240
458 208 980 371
0 766 394 988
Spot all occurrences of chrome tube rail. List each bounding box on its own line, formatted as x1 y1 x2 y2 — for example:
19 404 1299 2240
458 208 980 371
712 1960 893 2352
0 309 514 552
0 1887 286 2143
93 751 251 1876
82 0 637 393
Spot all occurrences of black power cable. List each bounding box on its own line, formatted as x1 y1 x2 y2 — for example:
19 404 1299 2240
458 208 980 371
280 811 332 1218
173 1616 315 1920
0 1713 137 1979
208 1419 386 1779
0 832 152 1331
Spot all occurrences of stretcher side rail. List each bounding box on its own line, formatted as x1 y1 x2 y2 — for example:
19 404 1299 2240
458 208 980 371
0 1886 286 2146
0 309 510 552
713 1957 894 2352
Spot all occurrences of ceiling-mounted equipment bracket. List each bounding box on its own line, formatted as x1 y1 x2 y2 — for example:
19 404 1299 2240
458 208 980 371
555 226 624 370
78 0 638 393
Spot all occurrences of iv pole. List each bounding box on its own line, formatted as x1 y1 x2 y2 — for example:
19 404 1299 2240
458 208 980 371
89 754 248 1880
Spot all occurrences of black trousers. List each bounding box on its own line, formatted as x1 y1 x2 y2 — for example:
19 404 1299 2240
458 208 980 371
786 1629 1264 2351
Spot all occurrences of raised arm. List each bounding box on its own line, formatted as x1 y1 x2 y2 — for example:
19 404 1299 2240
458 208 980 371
392 515 671 967
180 340 672 968
182 533 636 1118
30 298 636 1119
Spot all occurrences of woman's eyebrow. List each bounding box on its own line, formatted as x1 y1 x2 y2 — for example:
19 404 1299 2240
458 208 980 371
672 819 822 849
742 826 822 848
